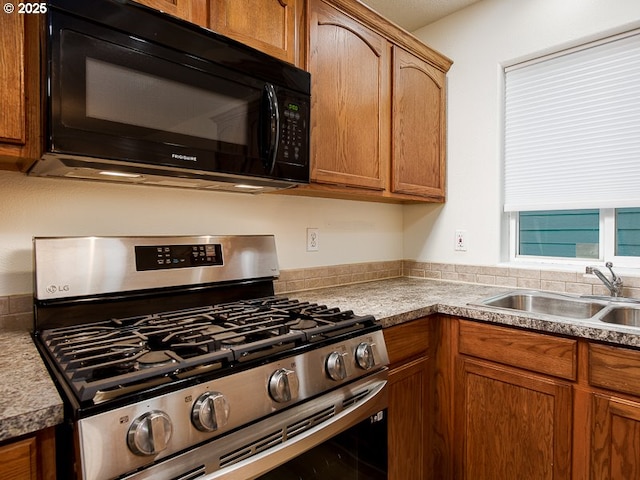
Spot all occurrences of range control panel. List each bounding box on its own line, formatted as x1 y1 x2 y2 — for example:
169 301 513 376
135 244 223 271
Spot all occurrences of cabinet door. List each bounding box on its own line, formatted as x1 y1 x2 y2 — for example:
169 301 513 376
210 0 300 65
388 356 430 480
0 437 37 480
591 394 640 480
455 357 572 480
0 13 40 170
134 0 208 27
308 0 390 190
391 46 446 200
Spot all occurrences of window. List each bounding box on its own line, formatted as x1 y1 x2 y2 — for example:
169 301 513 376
616 208 640 256
514 208 640 262
504 29 640 265
518 210 599 259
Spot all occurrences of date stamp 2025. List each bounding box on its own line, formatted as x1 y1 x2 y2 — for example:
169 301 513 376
3 2 47 14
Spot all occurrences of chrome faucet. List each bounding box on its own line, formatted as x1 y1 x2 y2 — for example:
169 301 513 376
585 262 624 297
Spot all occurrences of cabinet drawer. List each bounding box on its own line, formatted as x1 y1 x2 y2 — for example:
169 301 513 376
384 319 430 365
458 320 577 380
589 343 640 397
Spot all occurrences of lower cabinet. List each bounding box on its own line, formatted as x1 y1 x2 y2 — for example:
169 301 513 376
384 319 432 480
448 317 640 480
453 318 575 480
0 428 56 480
0 437 37 480
385 316 640 479
591 394 640 480
588 342 640 479
455 357 573 479
388 356 430 479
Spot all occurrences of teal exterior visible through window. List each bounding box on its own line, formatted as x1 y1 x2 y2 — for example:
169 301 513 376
616 208 640 256
519 210 599 258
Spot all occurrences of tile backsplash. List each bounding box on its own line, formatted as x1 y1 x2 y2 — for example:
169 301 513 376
277 260 640 299
274 260 402 294
0 294 33 331
4 260 639 331
403 261 640 299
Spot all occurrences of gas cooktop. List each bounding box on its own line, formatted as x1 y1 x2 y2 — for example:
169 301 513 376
39 296 376 403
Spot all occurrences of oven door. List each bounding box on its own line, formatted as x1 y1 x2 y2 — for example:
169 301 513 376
256 410 387 479
120 371 387 480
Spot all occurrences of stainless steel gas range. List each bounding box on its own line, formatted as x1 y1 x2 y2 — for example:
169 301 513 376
32 235 389 480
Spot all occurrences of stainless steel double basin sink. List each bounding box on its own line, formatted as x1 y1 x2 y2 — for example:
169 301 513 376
474 290 640 327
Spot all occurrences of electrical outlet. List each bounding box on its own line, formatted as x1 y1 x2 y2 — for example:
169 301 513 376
306 228 319 252
455 230 467 251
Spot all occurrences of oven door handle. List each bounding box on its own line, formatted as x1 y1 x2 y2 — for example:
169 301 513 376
201 374 388 480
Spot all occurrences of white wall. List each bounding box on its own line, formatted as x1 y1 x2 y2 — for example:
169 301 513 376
0 171 403 296
405 0 640 265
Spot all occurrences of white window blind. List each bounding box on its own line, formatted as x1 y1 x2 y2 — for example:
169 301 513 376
504 30 640 212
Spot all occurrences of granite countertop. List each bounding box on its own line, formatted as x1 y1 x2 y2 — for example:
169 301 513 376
3 276 640 444
293 277 640 348
0 330 63 442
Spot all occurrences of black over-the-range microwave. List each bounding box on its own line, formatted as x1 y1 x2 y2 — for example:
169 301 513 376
29 0 311 193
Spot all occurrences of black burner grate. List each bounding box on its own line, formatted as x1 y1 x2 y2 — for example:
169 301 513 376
38 296 375 403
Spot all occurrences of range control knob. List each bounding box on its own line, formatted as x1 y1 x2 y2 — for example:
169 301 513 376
191 391 230 432
269 368 299 403
326 351 348 381
127 410 173 456
355 342 376 370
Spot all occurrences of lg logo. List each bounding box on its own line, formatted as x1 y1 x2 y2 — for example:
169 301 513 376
46 284 70 294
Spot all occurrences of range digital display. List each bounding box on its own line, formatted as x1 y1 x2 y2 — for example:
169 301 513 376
135 244 223 271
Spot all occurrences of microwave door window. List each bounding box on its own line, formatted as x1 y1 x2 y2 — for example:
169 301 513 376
83 57 261 159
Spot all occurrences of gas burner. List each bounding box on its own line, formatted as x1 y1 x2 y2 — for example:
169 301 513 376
288 319 318 330
204 324 246 347
205 324 233 335
65 343 146 371
92 365 138 381
218 334 247 347
137 351 178 368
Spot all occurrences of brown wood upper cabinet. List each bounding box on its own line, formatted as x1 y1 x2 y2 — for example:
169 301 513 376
298 0 451 203
0 13 41 171
210 0 303 65
391 46 446 199
136 0 303 65
308 0 389 191
134 0 209 26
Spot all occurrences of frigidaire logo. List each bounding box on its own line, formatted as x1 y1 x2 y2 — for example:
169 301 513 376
46 284 70 294
172 153 197 162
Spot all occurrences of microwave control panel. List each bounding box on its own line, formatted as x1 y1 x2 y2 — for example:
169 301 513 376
279 99 308 166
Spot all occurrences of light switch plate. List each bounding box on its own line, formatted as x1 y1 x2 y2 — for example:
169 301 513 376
455 230 467 251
